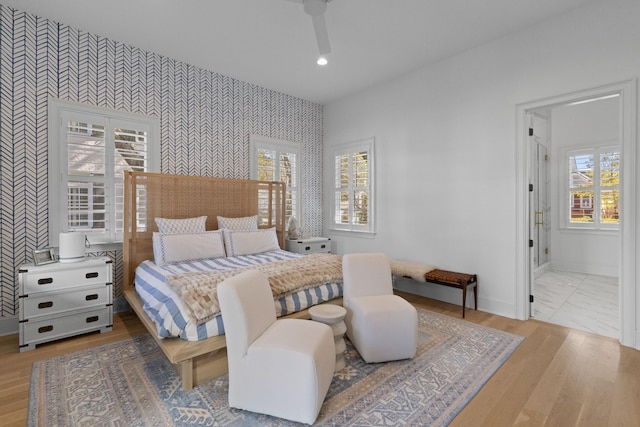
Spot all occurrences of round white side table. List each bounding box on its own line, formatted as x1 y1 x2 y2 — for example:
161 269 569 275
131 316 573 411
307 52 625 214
308 304 347 372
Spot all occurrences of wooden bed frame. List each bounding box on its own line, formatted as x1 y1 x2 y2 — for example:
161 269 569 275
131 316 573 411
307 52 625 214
123 171 341 390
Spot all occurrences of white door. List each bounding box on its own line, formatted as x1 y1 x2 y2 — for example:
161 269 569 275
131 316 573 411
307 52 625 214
528 112 550 317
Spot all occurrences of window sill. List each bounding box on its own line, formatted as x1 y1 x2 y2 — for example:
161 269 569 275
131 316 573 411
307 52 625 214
85 242 124 252
559 227 619 236
328 229 376 239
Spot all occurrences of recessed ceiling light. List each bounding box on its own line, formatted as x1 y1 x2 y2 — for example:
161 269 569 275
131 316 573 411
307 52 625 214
317 56 328 66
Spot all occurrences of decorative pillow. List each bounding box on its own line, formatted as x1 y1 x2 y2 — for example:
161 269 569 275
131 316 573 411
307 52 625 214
152 230 226 266
216 215 258 231
155 216 207 234
223 228 280 257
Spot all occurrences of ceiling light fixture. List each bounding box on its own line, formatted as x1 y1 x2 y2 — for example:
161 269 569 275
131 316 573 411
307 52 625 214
302 0 333 64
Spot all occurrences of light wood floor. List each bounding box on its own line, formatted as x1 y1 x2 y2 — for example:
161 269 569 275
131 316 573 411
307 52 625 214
1 293 639 427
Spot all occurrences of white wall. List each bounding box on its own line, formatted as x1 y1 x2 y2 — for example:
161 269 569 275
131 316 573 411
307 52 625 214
323 0 640 318
550 98 620 276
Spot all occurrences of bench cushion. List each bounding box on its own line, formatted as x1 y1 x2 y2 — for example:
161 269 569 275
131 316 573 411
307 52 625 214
424 269 476 286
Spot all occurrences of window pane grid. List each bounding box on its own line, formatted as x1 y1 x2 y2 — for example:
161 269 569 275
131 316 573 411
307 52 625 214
257 149 275 181
253 142 300 227
279 152 295 185
278 152 297 220
114 127 148 178
601 190 619 223
352 151 368 188
600 151 619 187
570 190 594 223
135 184 149 232
257 188 271 227
67 144 106 176
352 190 368 225
335 154 349 188
67 184 91 228
60 111 153 243
567 147 619 228
114 182 125 233
67 181 107 232
336 192 349 224
332 140 373 232
569 153 593 189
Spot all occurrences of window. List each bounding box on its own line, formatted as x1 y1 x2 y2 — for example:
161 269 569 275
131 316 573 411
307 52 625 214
249 135 300 226
565 145 619 229
331 138 375 234
49 100 159 247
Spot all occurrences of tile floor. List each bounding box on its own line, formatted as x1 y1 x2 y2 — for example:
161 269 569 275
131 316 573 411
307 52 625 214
533 269 619 339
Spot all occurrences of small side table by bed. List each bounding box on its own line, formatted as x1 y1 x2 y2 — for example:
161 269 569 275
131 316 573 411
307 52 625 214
308 304 347 372
286 237 331 254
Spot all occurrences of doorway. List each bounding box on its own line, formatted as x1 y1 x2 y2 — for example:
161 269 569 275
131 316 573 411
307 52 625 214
515 80 637 348
527 99 620 339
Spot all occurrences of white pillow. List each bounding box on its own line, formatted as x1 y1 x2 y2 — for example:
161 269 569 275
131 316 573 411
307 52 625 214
153 230 226 266
216 215 258 231
155 216 207 234
224 228 280 256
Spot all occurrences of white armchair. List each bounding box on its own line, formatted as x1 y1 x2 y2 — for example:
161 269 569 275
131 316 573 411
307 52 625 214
217 269 335 425
342 252 418 363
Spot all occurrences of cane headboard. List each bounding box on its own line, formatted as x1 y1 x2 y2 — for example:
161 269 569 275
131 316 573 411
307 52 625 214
122 171 286 291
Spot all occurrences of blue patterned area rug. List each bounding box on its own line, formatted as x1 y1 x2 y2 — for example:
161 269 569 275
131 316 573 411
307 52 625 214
29 308 523 426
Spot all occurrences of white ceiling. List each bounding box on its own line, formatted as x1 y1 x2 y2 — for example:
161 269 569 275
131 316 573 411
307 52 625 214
2 0 596 104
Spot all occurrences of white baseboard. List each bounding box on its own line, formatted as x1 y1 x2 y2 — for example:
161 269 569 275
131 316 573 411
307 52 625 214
113 296 130 313
393 276 516 319
0 316 18 337
550 262 618 278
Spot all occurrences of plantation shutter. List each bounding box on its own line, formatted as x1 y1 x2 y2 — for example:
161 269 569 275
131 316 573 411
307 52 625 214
332 138 375 233
60 111 151 243
251 136 300 225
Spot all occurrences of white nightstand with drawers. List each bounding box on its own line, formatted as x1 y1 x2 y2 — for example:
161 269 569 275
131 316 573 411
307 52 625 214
286 237 331 254
18 256 113 352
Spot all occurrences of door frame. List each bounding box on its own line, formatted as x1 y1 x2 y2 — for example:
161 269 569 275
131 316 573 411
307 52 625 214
515 79 637 348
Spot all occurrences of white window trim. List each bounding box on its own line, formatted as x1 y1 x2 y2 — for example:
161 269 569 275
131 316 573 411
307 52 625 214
330 137 376 235
249 135 301 225
48 99 160 250
562 142 619 231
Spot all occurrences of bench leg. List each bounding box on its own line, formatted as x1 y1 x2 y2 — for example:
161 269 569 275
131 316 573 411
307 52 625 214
474 280 478 310
462 282 467 318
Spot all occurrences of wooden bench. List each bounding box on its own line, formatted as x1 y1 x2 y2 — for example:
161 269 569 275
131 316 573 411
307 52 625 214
423 269 478 318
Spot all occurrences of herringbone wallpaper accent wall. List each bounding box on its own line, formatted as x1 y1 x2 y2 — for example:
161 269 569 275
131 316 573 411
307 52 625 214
0 6 324 318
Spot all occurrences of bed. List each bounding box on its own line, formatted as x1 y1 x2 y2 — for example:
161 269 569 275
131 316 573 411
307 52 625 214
123 171 343 390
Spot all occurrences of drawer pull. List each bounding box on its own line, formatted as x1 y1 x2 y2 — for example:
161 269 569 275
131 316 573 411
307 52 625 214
305 246 311 251
85 294 99 301
86 316 99 323
38 301 53 309
38 325 53 333
320 244 326 249
86 272 99 279
37 278 54 285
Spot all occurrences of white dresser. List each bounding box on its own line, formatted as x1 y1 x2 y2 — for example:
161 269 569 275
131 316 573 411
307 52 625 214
286 237 331 254
18 256 113 351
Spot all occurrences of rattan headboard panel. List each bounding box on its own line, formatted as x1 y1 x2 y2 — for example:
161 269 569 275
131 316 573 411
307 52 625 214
123 171 286 291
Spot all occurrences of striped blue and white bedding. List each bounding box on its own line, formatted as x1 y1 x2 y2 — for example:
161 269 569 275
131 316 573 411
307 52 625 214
134 249 343 341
